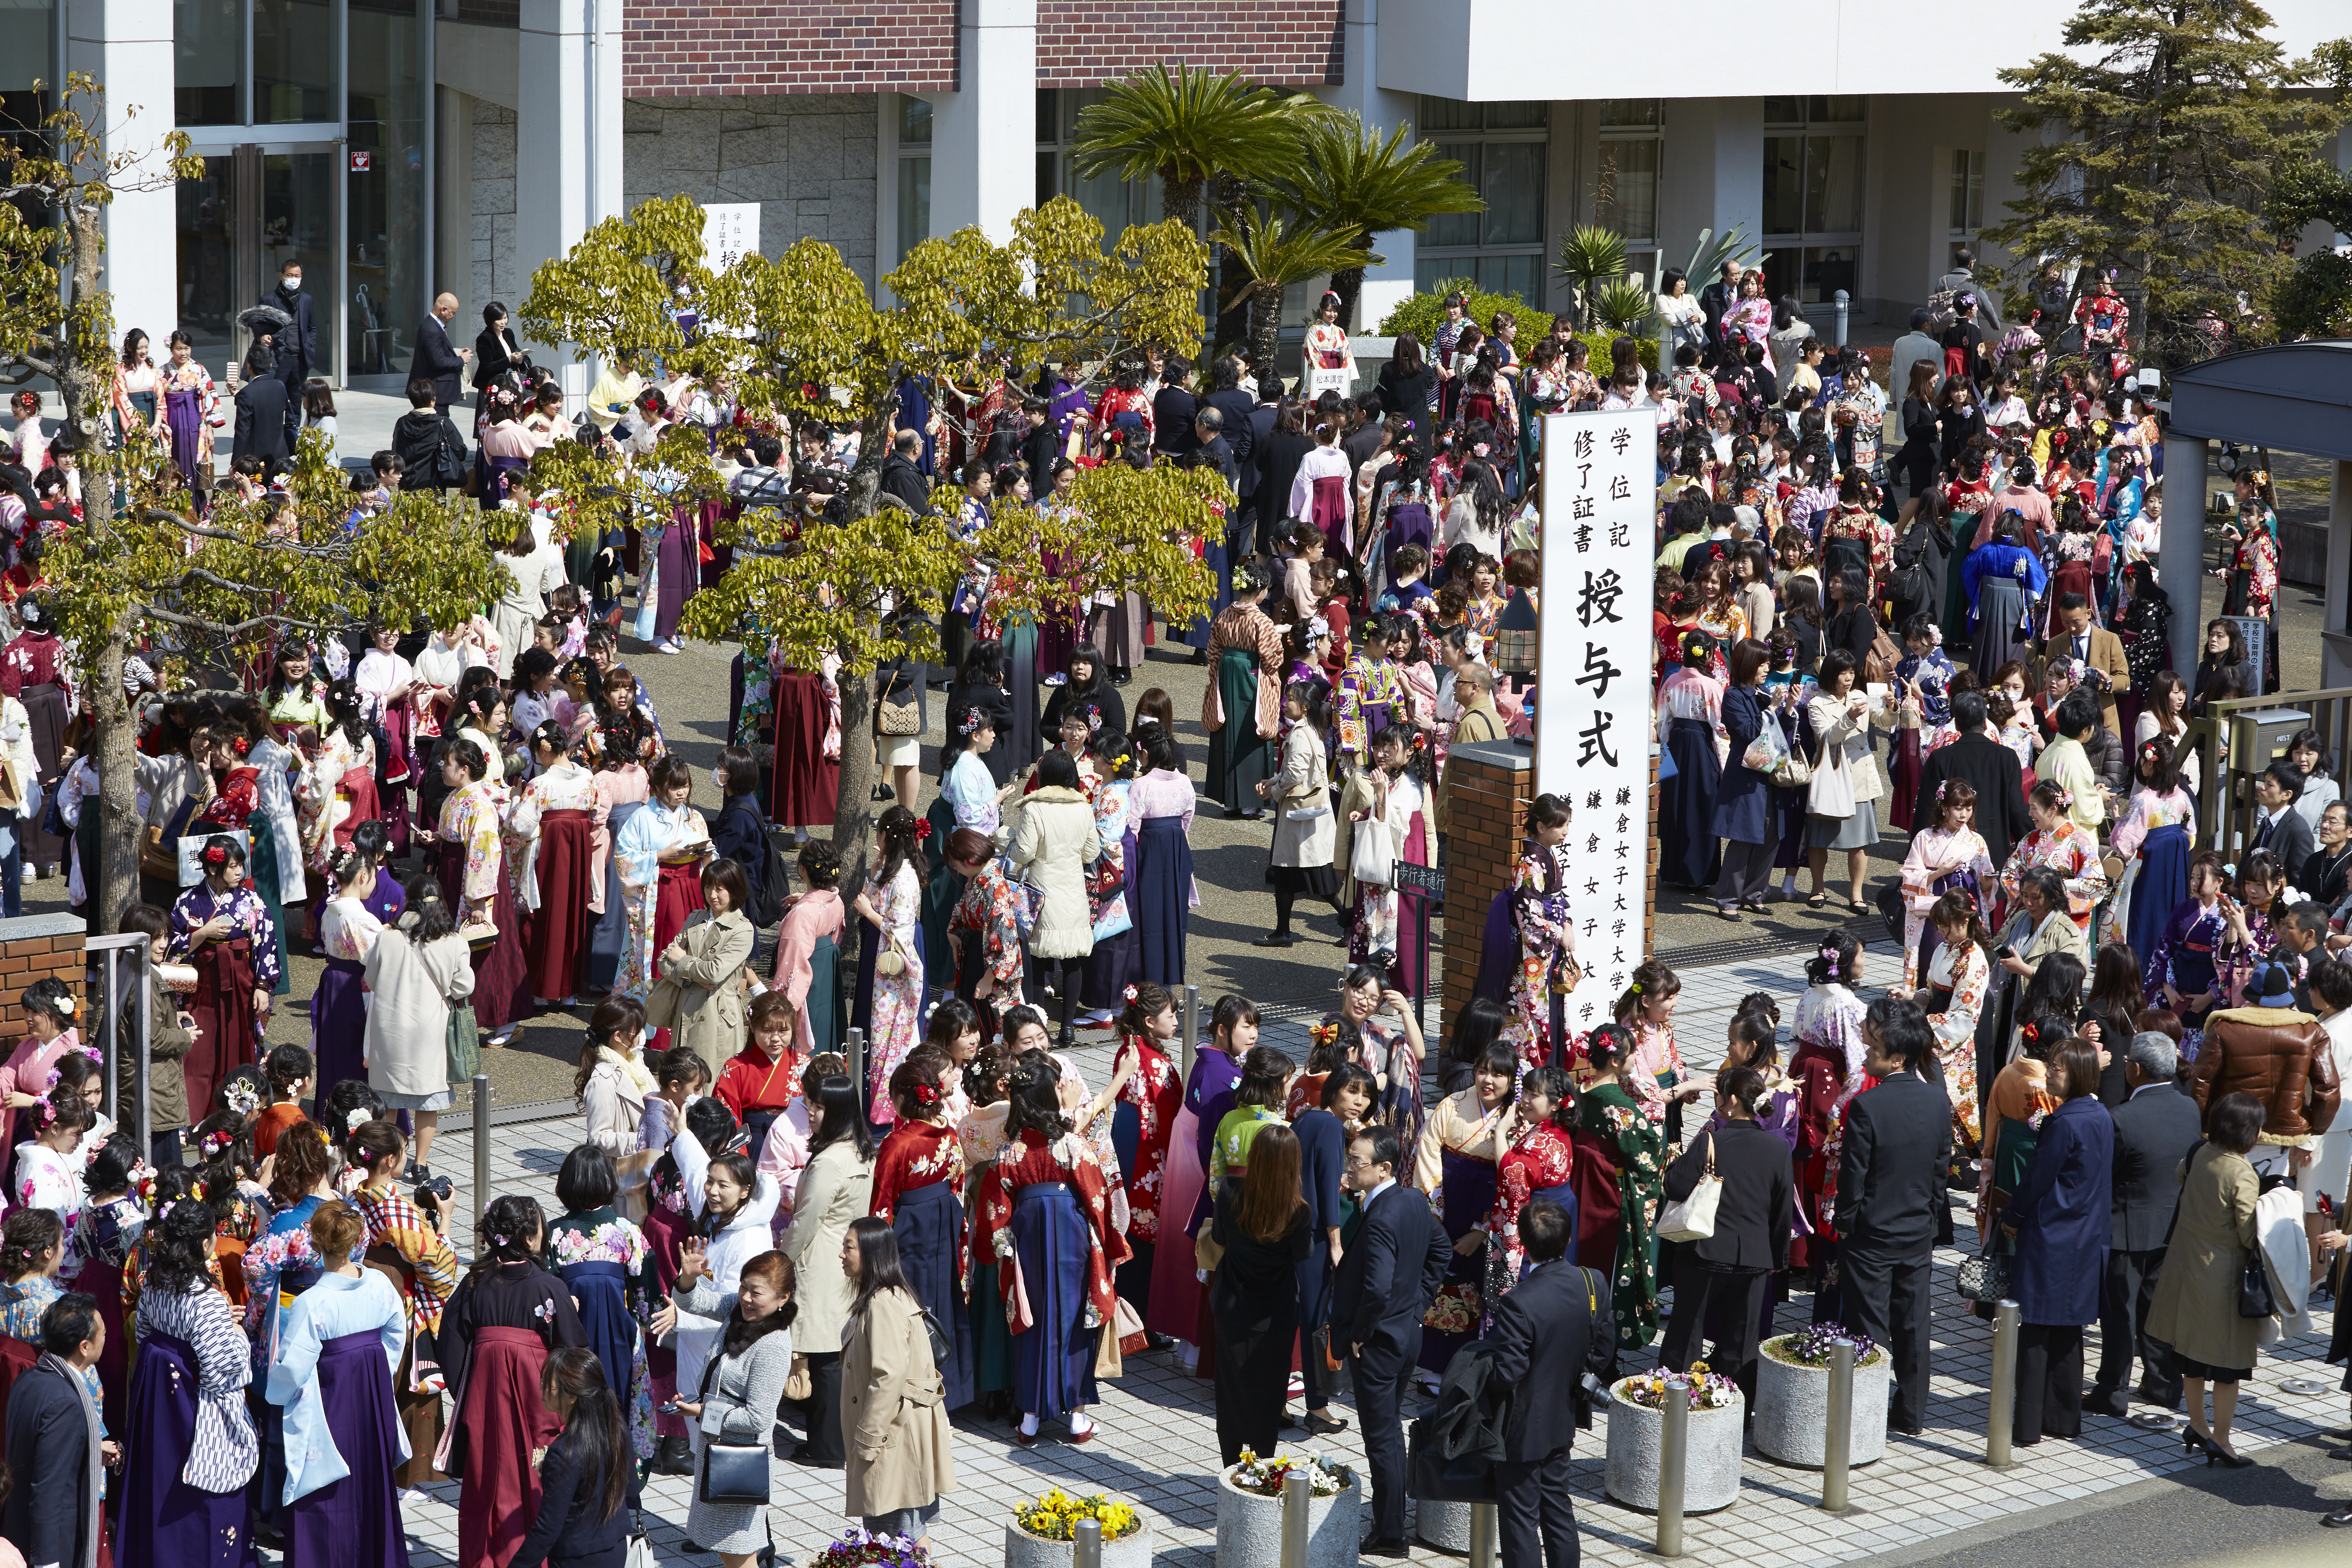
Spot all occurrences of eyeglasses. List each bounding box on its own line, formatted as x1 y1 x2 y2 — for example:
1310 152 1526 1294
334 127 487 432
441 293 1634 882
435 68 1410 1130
1343 1156 1385 1172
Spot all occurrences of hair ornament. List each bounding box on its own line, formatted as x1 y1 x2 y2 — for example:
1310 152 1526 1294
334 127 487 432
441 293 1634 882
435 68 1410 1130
158 1198 178 1222
345 1107 369 1133
2021 1021 2041 1044
912 818 932 843
33 1099 56 1130
1308 1020 1339 1049
492 1232 510 1248
1818 942 1840 980
956 708 987 735
2052 787 2073 808
912 1081 940 1106
201 844 228 868
223 1079 261 1116
200 1129 235 1156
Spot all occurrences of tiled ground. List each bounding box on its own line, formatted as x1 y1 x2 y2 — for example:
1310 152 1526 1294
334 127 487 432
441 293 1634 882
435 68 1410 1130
382 945 2351 1568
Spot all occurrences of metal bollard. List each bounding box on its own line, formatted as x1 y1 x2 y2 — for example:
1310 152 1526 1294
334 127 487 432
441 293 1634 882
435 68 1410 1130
472 1074 492 1216
1469 1500 1498 1568
1181 983 1200 1079
1655 1378 1688 1557
1986 1299 2021 1468
1279 1469 1310 1568
845 1026 866 1117
1822 1337 1855 1512
1833 290 1850 348
1074 1517 1102 1568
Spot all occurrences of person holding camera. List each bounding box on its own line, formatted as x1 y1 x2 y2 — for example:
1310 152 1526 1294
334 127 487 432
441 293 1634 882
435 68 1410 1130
346 1118 457 1500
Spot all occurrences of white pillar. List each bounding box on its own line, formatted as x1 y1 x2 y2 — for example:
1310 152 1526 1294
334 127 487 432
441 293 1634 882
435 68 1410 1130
924 0 1035 246
1656 98 1764 277
2162 432 2209 685
517 0 621 395
1316 0 1419 331
68 0 177 367
2326 461 2352 690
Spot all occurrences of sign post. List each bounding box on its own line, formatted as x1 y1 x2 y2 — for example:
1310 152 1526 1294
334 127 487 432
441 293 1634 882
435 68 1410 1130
1536 410 1658 1034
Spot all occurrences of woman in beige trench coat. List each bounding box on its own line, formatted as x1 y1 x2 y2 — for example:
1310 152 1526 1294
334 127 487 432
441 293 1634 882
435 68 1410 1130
654 857 757 1075
2145 1090 2264 1465
841 1215 955 1547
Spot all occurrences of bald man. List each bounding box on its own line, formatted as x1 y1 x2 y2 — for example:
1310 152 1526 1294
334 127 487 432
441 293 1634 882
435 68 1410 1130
411 291 472 416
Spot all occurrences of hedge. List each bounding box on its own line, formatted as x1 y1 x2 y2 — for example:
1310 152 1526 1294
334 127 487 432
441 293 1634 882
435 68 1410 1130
1377 278 1658 373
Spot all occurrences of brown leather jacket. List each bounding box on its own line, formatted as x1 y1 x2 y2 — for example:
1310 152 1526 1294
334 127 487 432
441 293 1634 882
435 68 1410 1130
2192 1005 2343 1142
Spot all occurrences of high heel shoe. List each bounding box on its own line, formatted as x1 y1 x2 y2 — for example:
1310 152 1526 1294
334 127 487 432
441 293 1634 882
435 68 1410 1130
2207 1440 2255 1469
2183 1428 2217 1456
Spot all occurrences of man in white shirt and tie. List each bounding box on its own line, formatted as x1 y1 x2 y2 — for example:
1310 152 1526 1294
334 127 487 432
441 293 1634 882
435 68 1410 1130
2037 592 2129 737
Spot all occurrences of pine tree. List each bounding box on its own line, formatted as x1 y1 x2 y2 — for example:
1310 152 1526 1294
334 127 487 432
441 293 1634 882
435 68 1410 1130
1982 0 2349 364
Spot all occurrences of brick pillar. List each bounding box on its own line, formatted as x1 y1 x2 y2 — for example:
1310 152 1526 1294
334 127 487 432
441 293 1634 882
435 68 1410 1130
0 914 88 1037
1441 738 1533 1040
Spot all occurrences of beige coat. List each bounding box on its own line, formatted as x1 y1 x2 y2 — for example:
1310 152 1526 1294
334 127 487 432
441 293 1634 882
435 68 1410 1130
785 1139 874 1353
842 1285 956 1516
362 926 474 1100
1006 785 1102 960
1804 690 1889 817
1268 724 1335 869
2146 1142 2262 1374
659 909 755 1076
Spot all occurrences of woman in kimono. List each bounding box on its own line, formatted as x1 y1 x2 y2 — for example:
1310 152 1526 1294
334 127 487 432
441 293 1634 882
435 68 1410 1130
852 805 927 1121
354 622 419 851
1145 995 1250 1348
263 1199 409 1568
1203 565 1285 814
1656 630 1728 891
2107 734 2196 958
158 330 220 494
1575 1025 1665 1351
1334 724 1431 995
612 754 710 1051
508 720 601 1009
1500 794 1577 1071
870 1052 974 1412
2144 851 2233 1060
1895 892 1994 1153
968 1058 1131 1445
121 1194 259 1568
1897 780 1994 991
1077 730 1142 1024
1126 726 1198 989
294 684 374 882
1109 981 1183 1313
1788 934 1869 1283
1333 614 1414 774
313 847 384 1115
584 742 651 998
1410 1042 1519 1381
347 1120 460 1497
1487 1064 1576 1317
1997 780 2109 935
2221 469 2281 690
943 825 1025 1040
544 1145 654 1461
437 736 531 1047
1963 511 2049 686
168 834 281 1120
440 1194 587 1568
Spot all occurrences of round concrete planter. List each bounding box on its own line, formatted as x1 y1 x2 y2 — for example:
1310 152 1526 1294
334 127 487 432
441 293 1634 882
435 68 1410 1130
1416 1497 1473 1553
1753 1337 1891 1468
1601 1377 1744 1514
1004 1504 1156 1568
1215 1467 1362 1568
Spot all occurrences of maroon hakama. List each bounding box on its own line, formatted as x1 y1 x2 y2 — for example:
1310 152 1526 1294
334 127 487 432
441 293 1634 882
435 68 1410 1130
439 842 532 1034
452 1326 559 1568
523 809 593 1003
647 861 708 1055
768 671 840 831
184 935 259 1120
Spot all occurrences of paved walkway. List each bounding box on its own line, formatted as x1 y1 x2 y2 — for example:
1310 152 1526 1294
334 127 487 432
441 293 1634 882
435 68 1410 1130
387 942 2352 1568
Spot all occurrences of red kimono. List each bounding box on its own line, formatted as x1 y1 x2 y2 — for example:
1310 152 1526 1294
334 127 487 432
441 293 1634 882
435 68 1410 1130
1788 1040 1850 1270
870 1119 969 1279
969 1129 1131 1334
1114 1036 1181 1245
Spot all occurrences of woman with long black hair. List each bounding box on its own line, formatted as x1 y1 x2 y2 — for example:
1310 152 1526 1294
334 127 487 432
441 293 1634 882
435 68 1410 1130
783 1073 875 1466
1207 1120 1310 1464
841 1217 957 1546
507 1345 635 1568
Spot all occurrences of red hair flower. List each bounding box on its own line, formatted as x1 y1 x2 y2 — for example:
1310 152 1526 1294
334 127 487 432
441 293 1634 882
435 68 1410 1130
201 845 228 868
914 819 933 842
913 1082 940 1106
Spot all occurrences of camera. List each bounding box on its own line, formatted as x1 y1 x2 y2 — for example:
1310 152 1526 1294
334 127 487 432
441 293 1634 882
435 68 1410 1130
415 1173 454 1205
1994 944 2015 961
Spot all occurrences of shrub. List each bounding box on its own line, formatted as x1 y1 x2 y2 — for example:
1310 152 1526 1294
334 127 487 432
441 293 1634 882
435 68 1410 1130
1377 278 1656 373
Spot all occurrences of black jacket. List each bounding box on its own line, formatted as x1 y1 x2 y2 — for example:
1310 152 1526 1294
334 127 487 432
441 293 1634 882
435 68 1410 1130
232 376 291 464
1152 385 1198 457
1698 279 1739 343
2109 1081 2203 1252
473 325 526 391
1205 388 1258 489
1914 731 2030 866
709 792 772 915
1663 1120 1793 1272
879 452 936 516
1190 433 1238 491
1259 428 1316 526
412 313 466 405
263 283 317 380
393 407 471 492
1834 1073 1953 1258
1376 363 1437 436
2 1358 97 1568
1484 1257 1614 1461
1332 1180 1450 1357
506 1429 634 1568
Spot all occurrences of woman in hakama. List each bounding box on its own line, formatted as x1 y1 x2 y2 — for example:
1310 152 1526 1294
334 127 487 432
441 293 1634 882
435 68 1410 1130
122 1196 259 1568
1202 571 1284 813
509 723 600 1009
312 849 383 1116
870 1054 975 1411
1656 633 1728 891
1410 1045 1519 1380
1145 998 1247 1347
1107 983 1182 1312
612 755 711 1054
168 835 281 1120
437 737 531 1047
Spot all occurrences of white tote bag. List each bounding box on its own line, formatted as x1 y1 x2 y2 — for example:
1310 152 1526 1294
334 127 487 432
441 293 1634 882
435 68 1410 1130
1349 819 1395 889
1656 1131 1722 1243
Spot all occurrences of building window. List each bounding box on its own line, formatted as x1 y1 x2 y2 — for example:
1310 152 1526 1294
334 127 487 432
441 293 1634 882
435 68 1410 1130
1761 96 1866 306
1596 99 1661 291
1036 88 1162 240
1416 98 1548 304
1948 148 1983 269
896 96 930 268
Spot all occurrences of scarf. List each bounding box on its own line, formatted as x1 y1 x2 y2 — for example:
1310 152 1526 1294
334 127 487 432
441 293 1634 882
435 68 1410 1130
600 1046 655 1097
38 1354 101 1568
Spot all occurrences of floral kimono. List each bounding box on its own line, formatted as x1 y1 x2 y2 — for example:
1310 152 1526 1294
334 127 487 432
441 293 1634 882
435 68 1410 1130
1997 818 2109 931
1922 937 1991 1151
611 798 706 1002
1578 1081 1663 1351
1788 982 1867 1269
1334 653 1412 767
295 728 373 873
1487 1118 1573 1320
1894 646 1958 747
1412 1089 1516 1365
949 860 1025 1029
438 780 508 922
1896 824 1993 988
158 357 222 492
1208 1103 1285 1198
350 1180 459 1394
2144 897 2229 1059
2101 785 2197 949
1500 840 1576 1071
1113 1037 1180 1245
968 1129 1130 1334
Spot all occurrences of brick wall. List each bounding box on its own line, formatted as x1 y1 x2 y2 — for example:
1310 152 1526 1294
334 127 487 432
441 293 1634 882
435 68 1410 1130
0 914 85 1042
1036 1 1345 86
623 1 958 98
1441 742 1532 1041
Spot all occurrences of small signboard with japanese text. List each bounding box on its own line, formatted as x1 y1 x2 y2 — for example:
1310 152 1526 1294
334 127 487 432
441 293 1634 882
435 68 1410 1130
702 203 760 270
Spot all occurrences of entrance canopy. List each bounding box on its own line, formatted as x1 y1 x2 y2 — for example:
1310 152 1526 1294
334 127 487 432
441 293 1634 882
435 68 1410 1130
2165 340 2352 462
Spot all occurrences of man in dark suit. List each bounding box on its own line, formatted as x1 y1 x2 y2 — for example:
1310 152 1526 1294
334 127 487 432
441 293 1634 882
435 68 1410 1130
878 430 937 517
1914 690 2031 866
231 346 292 478
1189 405 1237 490
1836 999 1953 1434
1697 258 1746 347
2 1294 109 1568
2089 1031 2202 1416
1152 354 1197 460
1486 1198 1612 1568
1332 1125 1450 1558
411 290 472 415
1205 355 1259 553
2253 761 2317 873
1656 1076 1794 1403
2034 592 2130 737
262 256 316 438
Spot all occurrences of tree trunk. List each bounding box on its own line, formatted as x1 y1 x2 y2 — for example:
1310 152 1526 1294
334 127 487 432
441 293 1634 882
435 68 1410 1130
831 679 878 891
1329 234 1377 332
59 207 108 444
1160 172 1202 227
1249 284 1284 390
90 622 139 937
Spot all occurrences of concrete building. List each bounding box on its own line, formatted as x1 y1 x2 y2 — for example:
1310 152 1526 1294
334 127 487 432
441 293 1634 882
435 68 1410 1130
60 0 2352 391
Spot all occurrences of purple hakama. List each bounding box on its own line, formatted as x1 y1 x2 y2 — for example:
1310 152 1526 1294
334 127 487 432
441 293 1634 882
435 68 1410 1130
284 1331 410 1568
120 1332 256 1568
309 956 368 1120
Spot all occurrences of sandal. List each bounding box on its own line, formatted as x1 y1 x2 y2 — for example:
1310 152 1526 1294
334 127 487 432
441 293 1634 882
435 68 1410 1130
1807 893 1829 909
1849 898 1870 914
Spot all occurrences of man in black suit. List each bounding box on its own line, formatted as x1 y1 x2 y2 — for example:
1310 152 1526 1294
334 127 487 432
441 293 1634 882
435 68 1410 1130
1204 355 1259 553
1656 1070 1794 1403
1332 1125 1450 1558
1836 999 1953 1434
411 290 472 415
262 257 316 439
1914 690 2031 866
1152 354 1197 460
1697 257 1746 347
231 345 292 479
2 1294 110 1568
2089 1031 2202 1416
1486 1198 1612 1568
2252 761 2316 873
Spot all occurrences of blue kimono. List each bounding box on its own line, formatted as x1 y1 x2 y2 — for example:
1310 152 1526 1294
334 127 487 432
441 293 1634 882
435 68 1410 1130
1999 1096 2113 1326
264 1268 408 1502
1961 541 2049 630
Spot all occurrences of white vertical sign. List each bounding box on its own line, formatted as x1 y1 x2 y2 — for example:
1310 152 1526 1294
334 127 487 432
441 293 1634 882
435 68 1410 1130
1537 410 1658 1029
702 203 761 270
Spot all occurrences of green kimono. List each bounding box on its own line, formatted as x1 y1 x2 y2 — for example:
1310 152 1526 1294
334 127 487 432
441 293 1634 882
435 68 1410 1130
1579 1080 1665 1350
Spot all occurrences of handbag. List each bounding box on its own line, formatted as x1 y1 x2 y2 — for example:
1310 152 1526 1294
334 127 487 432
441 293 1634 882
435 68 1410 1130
445 1003 481 1085
694 1358 773 1507
1655 1132 1721 1243
1350 819 1396 889
1956 1232 2009 1303
2238 1245 2277 1319
782 1353 813 1403
877 698 922 737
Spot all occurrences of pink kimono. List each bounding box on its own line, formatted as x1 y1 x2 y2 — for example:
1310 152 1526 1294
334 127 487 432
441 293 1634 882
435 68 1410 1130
769 888 845 1058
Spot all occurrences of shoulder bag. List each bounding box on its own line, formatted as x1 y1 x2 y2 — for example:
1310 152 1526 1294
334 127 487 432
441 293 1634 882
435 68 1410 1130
2238 1244 2277 1319
694 1355 773 1506
1956 1232 2009 1303
1655 1132 1721 1243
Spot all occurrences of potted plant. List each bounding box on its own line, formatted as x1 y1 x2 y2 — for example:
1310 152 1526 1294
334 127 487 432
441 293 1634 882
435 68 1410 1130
813 1528 938 1568
1006 1489 1154 1568
1602 1368 1744 1514
1753 1323 1891 1467
1216 1448 1360 1568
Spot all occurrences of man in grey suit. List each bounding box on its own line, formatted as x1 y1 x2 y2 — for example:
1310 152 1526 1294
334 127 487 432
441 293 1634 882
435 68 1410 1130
2088 1031 2203 1416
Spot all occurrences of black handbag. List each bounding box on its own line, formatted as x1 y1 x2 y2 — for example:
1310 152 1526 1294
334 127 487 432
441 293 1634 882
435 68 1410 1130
1956 1233 2009 1304
1409 1418 1497 1503
694 1357 773 1507
2237 1247 2276 1320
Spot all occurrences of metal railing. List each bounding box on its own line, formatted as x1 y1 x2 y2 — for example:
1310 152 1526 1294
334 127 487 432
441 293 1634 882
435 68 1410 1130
87 933 153 1155
2182 684 2352 855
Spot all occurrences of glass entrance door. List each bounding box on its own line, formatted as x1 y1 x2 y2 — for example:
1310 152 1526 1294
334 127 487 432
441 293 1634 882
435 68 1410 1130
176 144 340 384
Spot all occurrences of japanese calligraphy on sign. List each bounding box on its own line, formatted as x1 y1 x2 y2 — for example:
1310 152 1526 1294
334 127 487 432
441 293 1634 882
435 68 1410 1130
702 203 762 271
1537 410 1656 1029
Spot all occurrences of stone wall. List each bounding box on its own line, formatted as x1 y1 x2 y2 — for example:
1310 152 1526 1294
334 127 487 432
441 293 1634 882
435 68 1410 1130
472 103 521 312
622 96 878 289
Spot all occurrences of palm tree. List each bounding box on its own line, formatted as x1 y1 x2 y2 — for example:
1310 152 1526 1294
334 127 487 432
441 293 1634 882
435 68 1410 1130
1553 225 1629 329
1072 66 1304 226
1209 206 1368 379
1269 111 1482 326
